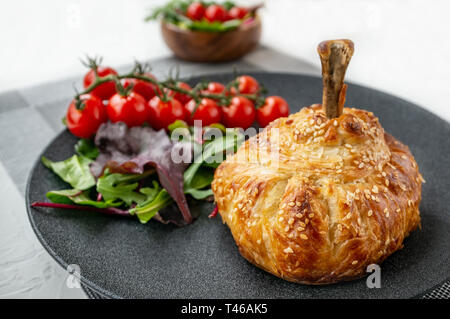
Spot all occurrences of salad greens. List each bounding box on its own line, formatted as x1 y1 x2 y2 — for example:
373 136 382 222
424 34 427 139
146 0 250 32
42 155 96 190
96 170 153 206
130 187 172 224
38 122 243 226
75 139 99 160
46 189 122 208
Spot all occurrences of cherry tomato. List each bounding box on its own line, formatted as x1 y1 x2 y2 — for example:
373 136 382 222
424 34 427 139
205 4 228 22
83 66 118 100
257 96 290 127
187 2 205 20
122 73 158 101
148 96 186 130
167 82 193 105
107 92 149 127
237 75 259 94
185 98 221 126
66 94 107 138
222 96 256 129
203 82 226 94
228 6 248 19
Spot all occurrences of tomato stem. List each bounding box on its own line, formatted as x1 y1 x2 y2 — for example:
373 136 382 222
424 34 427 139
74 62 266 108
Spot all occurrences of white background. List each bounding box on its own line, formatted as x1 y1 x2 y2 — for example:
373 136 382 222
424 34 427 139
2 0 450 121
0 0 449 298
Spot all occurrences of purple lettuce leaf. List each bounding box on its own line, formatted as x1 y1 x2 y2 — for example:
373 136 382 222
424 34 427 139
91 122 193 224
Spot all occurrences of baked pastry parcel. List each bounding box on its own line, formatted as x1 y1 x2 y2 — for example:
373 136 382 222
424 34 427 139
212 39 423 284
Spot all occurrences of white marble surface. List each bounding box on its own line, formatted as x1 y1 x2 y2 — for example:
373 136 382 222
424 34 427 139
0 0 449 299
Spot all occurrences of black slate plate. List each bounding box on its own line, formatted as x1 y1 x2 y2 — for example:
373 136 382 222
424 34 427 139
26 72 450 299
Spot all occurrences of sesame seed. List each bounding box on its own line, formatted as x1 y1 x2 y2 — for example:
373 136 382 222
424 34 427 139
297 226 305 232
386 212 390 217
300 234 308 240
296 201 302 206
288 202 295 207
385 179 390 186
285 226 289 232
308 213 315 218
352 260 358 265
345 143 352 149
333 120 338 126
368 210 373 216
288 218 294 225
281 203 287 209
278 217 284 222
408 200 412 206
283 247 294 254
384 208 388 213
396 208 401 213
359 163 365 169
299 221 306 227
296 213 303 218
237 203 243 209
401 155 407 159
257 239 261 244
372 185 379 193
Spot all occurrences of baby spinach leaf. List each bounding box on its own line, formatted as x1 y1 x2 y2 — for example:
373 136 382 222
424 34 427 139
183 131 243 187
185 188 213 200
96 170 154 206
46 189 122 208
130 189 172 224
75 139 99 160
184 166 214 200
42 155 96 190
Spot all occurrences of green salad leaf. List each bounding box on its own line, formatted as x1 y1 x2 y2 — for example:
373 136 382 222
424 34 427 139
130 182 173 224
184 131 243 186
183 130 243 200
42 155 96 190
184 166 214 199
75 139 99 160
46 189 122 208
96 170 154 206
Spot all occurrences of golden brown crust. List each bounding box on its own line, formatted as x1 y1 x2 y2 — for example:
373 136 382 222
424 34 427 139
212 105 422 284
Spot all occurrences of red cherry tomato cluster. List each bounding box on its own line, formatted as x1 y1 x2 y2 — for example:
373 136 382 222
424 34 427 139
67 63 290 138
186 2 249 22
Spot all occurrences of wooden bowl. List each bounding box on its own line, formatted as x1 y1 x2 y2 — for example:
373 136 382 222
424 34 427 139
161 16 262 62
